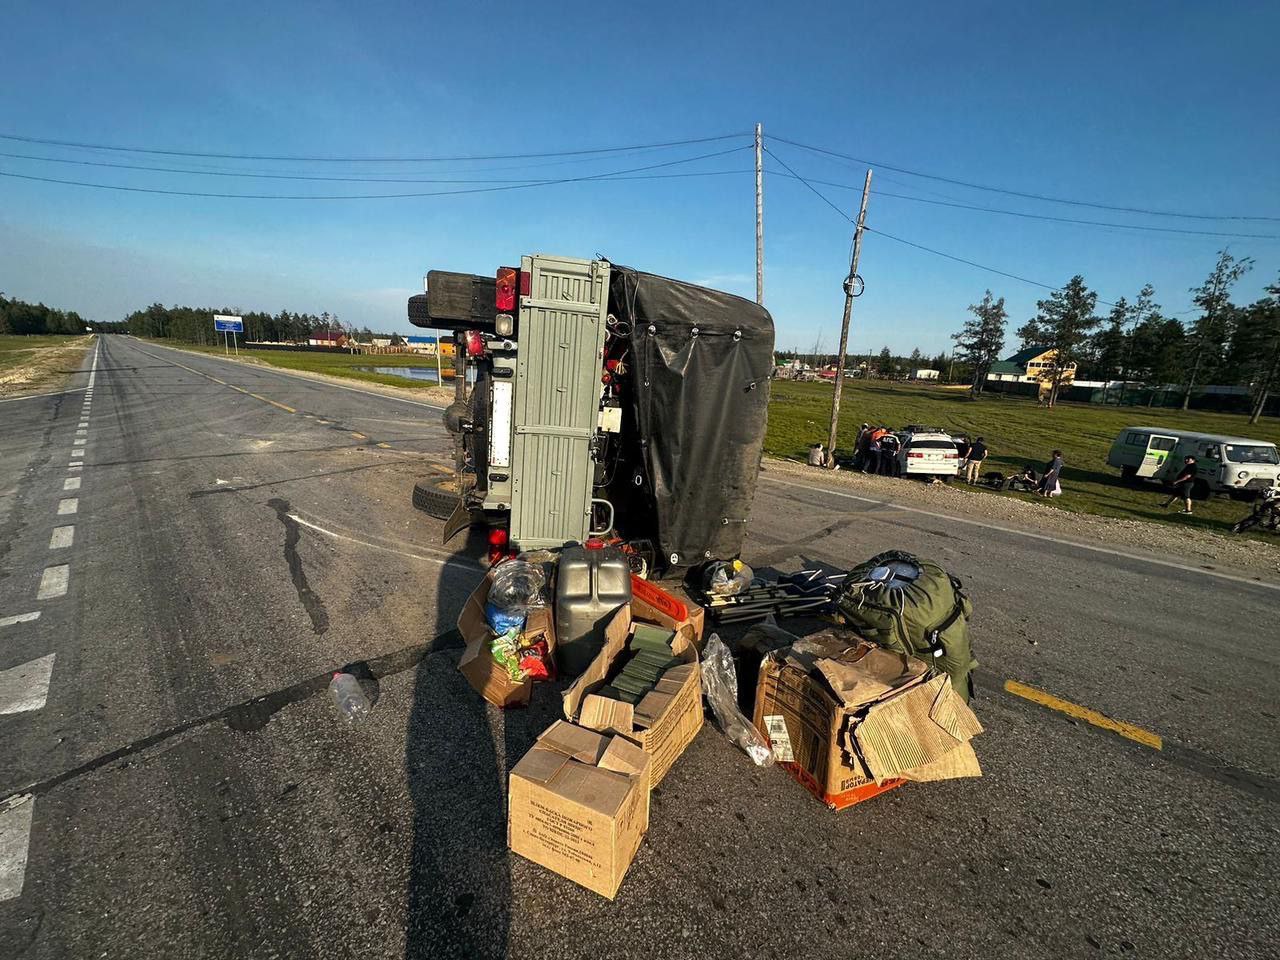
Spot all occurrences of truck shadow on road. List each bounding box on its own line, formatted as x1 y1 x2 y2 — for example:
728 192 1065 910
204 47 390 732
403 528 559 960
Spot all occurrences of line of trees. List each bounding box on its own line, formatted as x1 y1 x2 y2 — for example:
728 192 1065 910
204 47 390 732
0 293 88 335
98 304 355 345
950 250 1280 423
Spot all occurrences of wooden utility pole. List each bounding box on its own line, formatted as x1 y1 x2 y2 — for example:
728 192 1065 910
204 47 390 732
755 123 764 305
826 169 873 467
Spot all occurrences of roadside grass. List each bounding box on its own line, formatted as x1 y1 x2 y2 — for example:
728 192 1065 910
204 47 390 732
139 339 450 391
767 379 1280 535
0 334 90 373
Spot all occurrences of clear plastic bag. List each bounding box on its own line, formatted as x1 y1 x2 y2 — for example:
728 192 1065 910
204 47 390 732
486 560 547 633
699 633 774 767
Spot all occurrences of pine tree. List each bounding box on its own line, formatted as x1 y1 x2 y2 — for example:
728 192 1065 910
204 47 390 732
1016 276 1100 408
952 290 1007 399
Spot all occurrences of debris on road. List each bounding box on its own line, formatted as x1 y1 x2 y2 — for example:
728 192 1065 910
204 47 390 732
700 633 773 767
328 671 371 725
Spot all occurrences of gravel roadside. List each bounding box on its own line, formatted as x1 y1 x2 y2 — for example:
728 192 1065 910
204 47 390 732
763 456 1280 583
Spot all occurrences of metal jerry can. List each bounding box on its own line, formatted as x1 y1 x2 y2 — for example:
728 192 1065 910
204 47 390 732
554 543 632 678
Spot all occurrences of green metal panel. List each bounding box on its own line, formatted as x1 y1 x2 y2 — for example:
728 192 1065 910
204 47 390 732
509 255 609 549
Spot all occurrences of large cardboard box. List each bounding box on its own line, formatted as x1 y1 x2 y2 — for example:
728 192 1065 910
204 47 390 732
562 605 703 787
753 635 982 810
457 574 556 708
508 720 651 900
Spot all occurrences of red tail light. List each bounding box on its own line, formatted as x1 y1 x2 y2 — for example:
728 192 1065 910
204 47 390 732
487 527 509 565
496 267 518 312
464 330 486 357
908 452 924 459
519 270 531 297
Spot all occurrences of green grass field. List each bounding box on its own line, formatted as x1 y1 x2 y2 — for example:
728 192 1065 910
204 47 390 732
143 339 451 391
766 379 1280 534
0 334 89 373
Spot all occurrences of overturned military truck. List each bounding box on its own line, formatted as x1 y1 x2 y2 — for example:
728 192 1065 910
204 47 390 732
407 254 775 576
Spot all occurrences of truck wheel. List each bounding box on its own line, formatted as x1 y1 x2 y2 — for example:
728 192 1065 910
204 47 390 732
1191 479 1211 501
1121 465 1137 481
412 476 460 520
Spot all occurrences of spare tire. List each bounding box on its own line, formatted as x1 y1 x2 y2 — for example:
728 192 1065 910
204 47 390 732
412 475 460 520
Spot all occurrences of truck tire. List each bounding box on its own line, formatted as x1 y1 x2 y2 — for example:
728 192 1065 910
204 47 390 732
412 476 460 520
1191 479 1211 501
1121 465 1137 481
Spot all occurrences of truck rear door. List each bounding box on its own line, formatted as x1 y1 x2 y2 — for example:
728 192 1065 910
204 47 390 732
508 255 609 550
1139 434 1177 477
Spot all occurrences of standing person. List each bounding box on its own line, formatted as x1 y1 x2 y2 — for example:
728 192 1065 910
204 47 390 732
1038 450 1064 497
955 435 971 462
964 436 988 485
880 433 900 475
864 432 881 475
852 423 870 471
1161 455 1198 514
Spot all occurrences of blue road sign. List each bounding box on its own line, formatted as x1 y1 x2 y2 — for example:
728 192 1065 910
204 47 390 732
214 315 244 333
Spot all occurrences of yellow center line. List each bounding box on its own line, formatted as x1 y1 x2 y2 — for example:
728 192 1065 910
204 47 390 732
351 432 368 440
145 350 297 416
1004 679 1163 750
376 442 391 449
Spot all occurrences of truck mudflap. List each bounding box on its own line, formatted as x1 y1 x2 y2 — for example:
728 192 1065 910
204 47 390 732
442 497 476 545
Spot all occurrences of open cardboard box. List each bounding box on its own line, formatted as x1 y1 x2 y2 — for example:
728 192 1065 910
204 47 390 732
457 572 556 708
753 636 982 810
562 605 704 787
508 720 651 900
629 577 706 650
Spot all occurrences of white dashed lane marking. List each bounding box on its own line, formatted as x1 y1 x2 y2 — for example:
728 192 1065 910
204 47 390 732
56 498 78 516
63 477 81 491
73 438 86 446
70 450 84 459
0 653 55 715
0 794 35 902
67 463 82 471
36 565 69 600
49 527 74 550
0 612 40 629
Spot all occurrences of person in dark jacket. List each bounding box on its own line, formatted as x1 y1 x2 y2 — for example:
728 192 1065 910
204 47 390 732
1038 450 1064 497
1161 455 1198 514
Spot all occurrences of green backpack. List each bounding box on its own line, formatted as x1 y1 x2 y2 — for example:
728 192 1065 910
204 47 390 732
836 550 977 701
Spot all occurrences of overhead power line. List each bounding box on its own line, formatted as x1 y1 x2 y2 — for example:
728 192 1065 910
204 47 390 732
771 133 1280 223
763 146 1121 306
766 166 1280 241
0 145 750 199
0 130 749 163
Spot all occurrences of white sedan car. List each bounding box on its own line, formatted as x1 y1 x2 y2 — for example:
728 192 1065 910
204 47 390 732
896 431 961 477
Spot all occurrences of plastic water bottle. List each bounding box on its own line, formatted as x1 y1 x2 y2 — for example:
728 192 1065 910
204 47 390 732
329 671 371 725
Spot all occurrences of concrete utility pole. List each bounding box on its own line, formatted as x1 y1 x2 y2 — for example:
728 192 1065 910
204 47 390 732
755 123 764 306
826 169 873 467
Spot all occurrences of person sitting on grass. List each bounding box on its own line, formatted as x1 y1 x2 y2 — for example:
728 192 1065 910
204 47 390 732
1161 455 1198 515
1006 465 1039 492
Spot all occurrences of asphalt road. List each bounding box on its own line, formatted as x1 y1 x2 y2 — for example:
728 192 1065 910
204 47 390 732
1 335 1276 960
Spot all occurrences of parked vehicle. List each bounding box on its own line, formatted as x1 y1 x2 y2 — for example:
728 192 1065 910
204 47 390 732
1230 484 1280 534
406 255 775 573
1106 426 1280 500
896 429 960 478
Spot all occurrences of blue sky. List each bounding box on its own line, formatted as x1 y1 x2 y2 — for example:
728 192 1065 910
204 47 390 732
1 0 1277 355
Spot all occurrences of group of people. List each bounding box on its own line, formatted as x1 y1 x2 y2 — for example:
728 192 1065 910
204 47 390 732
1002 451 1065 497
851 424 901 475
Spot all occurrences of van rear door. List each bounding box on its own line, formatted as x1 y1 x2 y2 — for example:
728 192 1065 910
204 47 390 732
1139 434 1177 477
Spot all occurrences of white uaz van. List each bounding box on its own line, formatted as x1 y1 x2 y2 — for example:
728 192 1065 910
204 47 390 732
1106 426 1280 500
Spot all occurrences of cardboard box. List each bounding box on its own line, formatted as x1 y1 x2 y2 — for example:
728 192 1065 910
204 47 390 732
456 574 556 709
630 578 706 650
753 636 982 810
562 605 704 787
508 720 651 900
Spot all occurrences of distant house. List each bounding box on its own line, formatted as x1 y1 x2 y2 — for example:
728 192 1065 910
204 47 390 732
308 331 346 348
913 368 940 380
405 334 455 358
987 346 1077 385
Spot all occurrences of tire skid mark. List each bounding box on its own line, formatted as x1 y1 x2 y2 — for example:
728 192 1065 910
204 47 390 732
267 498 329 635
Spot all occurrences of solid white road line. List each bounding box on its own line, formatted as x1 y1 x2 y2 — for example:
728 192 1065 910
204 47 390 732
49 526 74 549
87 340 99 389
762 475 1280 594
36 565 69 600
0 388 87 405
286 513 483 570
56 498 78 516
0 653 55 715
0 794 35 902
0 612 40 629
63 477 81 491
